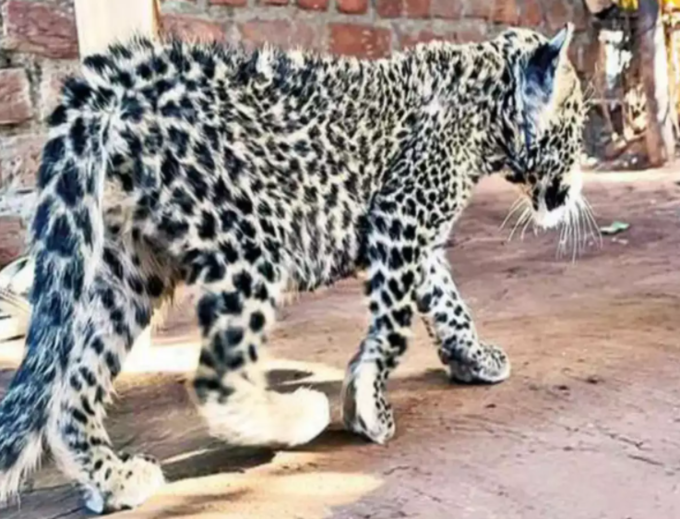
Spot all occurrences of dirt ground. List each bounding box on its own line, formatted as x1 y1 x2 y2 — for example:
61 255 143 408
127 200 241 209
2 170 680 519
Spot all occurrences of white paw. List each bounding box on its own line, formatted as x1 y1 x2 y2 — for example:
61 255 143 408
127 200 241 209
341 361 395 445
84 455 165 514
199 387 330 448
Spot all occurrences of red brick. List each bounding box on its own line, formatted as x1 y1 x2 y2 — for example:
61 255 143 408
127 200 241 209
239 20 324 51
3 0 78 59
162 14 226 41
39 61 80 122
376 0 400 17
399 29 455 49
466 0 494 19
329 24 392 59
492 0 519 25
0 217 26 267
209 0 246 5
298 0 329 10
0 134 46 188
452 22 487 43
0 69 32 126
519 0 543 27
543 0 570 30
377 0 430 18
338 0 369 14
406 0 430 17
431 0 463 19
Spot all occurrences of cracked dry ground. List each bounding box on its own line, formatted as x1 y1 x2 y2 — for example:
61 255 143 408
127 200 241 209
2 170 680 519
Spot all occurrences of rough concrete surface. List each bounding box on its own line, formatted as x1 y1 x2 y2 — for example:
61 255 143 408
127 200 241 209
1 170 680 519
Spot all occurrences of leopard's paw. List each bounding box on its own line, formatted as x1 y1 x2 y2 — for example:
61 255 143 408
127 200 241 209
197 386 330 448
84 453 165 514
444 341 511 384
341 361 395 444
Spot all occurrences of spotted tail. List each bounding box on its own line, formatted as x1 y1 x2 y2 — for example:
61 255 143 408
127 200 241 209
0 76 112 503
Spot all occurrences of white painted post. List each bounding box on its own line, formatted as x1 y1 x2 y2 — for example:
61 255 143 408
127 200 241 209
73 0 161 56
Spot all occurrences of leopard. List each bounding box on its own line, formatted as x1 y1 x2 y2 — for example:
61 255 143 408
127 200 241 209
0 23 586 514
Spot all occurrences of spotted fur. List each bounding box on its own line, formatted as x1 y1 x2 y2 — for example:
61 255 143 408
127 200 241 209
0 24 584 513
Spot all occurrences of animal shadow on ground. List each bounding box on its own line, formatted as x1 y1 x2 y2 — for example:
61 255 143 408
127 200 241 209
0 362 459 519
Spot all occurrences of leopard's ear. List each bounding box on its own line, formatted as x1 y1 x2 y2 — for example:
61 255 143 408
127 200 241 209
519 23 574 145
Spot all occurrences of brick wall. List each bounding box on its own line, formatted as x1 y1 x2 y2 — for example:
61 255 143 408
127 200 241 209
161 0 594 63
0 0 595 265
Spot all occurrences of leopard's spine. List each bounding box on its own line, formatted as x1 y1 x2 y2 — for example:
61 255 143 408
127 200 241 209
0 71 114 503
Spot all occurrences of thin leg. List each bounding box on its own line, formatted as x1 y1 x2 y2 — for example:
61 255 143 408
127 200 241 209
416 249 510 383
186 244 330 447
342 208 420 444
45 240 172 513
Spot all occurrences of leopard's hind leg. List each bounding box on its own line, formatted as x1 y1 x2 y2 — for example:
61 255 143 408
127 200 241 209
45 238 173 514
185 243 330 448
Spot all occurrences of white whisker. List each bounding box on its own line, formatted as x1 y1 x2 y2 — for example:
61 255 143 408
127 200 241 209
582 198 602 247
564 207 574 260
508 207 531 242
576 204 585 256
520 212 533 241
579 198 599 249
583 203 595 250
582 196 597 217
557 222 563 255
573 202 584 262
552 195 602 262
571 203 579 258
500 197 527 230
557 215 568 258
571 210 578 263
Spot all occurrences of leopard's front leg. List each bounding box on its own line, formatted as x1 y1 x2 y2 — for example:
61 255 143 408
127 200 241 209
341 204 421 444
416 248 510 384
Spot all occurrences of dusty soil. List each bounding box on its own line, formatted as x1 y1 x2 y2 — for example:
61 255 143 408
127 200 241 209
2 170 680 519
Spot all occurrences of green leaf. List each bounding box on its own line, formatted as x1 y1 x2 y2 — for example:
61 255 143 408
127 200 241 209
600 221 630 235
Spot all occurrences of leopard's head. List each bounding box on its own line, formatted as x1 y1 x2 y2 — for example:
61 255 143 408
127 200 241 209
498 24 589 238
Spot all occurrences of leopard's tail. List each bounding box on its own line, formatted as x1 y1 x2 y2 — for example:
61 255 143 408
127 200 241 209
0 73 113 504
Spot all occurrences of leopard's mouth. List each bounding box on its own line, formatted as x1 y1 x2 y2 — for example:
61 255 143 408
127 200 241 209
529 185 600 258
531 163 584 230
502 176 598 258
533 204 566 230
